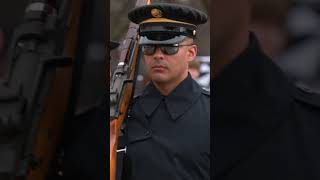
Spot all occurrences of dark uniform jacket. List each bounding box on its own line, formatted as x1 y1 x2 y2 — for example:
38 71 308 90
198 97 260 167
125 74 210 180
213 33 320 180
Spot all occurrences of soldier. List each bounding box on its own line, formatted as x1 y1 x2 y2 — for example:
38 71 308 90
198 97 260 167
213 0 320 179
122 3 210 180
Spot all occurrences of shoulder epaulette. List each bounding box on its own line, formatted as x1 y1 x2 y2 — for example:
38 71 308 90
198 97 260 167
133 94 141 99
294 82 320 108
201 88 210 96
128 94 141 107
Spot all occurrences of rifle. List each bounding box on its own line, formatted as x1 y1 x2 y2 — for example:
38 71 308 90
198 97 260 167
110 0 151 180
0 0 82 179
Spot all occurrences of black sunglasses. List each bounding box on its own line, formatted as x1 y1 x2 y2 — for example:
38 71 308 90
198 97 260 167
141 43 194 56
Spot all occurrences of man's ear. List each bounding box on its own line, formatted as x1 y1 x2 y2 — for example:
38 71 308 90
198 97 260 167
187 45 197 62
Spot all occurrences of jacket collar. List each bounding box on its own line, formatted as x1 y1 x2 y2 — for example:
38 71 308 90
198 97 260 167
140 74 201 120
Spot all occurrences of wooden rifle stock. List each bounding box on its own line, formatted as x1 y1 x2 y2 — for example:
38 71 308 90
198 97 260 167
110 41 140 180
110 1 151 180
24 0 83 179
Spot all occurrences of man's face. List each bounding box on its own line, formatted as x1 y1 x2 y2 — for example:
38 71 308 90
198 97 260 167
143 39 197 84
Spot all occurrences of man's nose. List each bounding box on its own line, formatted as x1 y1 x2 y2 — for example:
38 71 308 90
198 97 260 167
153 47 165 59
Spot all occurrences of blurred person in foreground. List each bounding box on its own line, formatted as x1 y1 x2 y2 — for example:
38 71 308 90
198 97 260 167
0 28 6 77
62 41 119 180
249 0 289 58
213 0 320 179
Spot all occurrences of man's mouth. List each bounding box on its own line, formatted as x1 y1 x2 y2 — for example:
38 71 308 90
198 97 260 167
152 65 167 70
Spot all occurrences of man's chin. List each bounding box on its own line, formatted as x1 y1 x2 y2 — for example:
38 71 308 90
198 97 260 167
151 74 169 84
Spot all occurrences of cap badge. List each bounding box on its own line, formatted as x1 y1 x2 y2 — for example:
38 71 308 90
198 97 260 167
151 8 163 18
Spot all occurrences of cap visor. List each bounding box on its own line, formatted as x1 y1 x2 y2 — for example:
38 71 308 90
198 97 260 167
139 35 187 45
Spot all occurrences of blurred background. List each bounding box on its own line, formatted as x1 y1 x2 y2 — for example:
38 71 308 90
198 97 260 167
110 0 211 92
0 0 107 112
250 0 320 91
